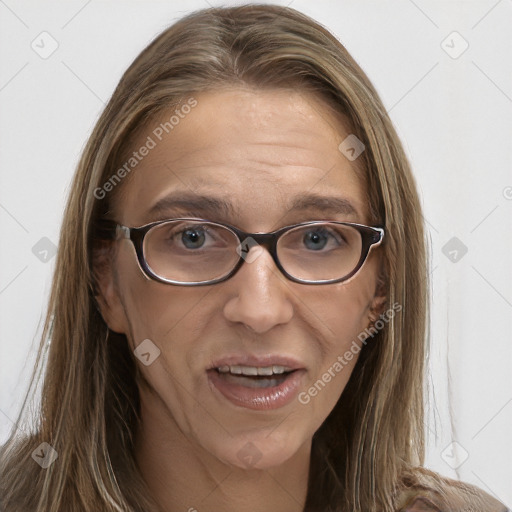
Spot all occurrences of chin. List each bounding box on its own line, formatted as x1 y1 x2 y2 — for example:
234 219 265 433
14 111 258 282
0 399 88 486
212 430 309 471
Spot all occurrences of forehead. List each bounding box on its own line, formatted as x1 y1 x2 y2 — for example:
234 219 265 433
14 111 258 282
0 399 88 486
115 87 368 227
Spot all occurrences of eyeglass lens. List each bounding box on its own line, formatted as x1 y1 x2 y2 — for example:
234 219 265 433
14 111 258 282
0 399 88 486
142 220 365 283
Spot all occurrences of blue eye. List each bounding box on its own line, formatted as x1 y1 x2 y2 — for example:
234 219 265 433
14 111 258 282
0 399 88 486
181 227 206 249
162 223 230 251
302 227 343 251
303 230 327 250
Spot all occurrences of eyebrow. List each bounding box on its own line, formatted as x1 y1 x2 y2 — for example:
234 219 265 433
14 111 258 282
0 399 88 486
145 191 359 221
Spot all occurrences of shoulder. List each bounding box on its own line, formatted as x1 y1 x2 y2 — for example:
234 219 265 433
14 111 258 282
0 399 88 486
394 466 509 512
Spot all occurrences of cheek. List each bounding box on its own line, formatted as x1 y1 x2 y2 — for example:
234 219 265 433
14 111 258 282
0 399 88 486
297 270 377 414
118 262 221 392
324 287 370 332
320 271 376 348
117 243 207 347
118 274 215 430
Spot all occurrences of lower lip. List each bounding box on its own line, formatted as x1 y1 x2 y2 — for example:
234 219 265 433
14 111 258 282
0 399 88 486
207 369 305 411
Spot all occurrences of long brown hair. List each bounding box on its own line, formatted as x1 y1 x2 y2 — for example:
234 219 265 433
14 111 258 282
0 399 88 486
0 5 428 511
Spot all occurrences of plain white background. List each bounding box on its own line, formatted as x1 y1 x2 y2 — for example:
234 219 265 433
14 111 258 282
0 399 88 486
1 0 511 506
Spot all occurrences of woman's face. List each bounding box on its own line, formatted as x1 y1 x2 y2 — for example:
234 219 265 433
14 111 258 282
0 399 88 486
97 87 384 470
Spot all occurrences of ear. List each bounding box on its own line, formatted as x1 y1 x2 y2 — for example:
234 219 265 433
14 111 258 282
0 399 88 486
368 267 388 324
92 241 129 334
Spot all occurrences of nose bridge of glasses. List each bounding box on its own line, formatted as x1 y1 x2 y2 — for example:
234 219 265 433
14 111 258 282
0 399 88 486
234 231 279 269
243 231 276 249
226 222 276 249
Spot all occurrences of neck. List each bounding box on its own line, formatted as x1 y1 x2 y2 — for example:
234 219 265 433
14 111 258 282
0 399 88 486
134 388 310 512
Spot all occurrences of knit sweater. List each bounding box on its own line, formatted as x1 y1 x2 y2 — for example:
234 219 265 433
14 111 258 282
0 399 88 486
395 466 509 511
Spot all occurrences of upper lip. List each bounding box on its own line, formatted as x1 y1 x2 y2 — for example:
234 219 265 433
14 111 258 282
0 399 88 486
208 354 305 371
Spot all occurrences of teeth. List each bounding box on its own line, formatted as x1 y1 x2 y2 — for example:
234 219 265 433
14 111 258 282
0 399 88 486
216 365 291 376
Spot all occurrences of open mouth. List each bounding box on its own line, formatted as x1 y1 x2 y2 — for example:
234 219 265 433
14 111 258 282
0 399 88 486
207 361 305 410
214 364 297 388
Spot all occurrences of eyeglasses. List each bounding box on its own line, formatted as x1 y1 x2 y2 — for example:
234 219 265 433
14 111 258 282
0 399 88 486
109 218 384 286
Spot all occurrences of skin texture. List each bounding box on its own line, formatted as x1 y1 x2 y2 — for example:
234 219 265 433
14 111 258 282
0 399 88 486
95 87 386 512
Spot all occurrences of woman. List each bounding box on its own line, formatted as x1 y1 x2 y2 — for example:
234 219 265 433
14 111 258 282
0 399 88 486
0 4 507 512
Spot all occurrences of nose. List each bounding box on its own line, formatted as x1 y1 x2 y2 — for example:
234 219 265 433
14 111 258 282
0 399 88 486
222 245 294 334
